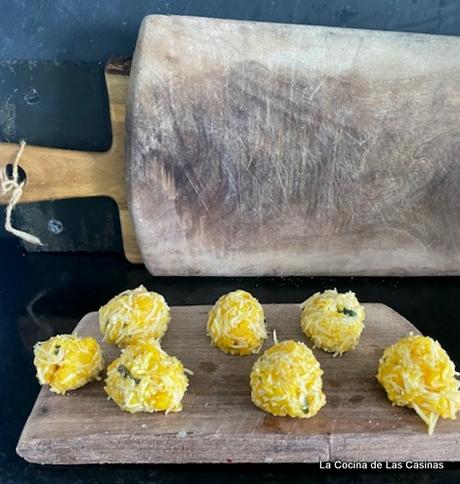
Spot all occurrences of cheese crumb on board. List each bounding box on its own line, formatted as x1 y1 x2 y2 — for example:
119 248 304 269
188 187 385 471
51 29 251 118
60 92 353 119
300 289 365 356
33 334 104 395
104 338 189 414
207 289 267 356
250 340 326 418
99 285 170 347
377 334 460 435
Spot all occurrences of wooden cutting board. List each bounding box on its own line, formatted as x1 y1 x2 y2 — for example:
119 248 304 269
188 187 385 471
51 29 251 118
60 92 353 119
17 303 460 464
127 15 460 276
1 15 460 276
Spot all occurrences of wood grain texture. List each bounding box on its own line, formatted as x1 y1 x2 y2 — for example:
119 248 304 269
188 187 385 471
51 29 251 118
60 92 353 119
0 60 142 263
127 15 460 276
17 303 460 464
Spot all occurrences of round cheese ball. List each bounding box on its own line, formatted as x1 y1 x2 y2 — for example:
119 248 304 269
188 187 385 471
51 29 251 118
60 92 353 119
207 289 266 355
99 285 170 347
300 289 365 356
104 339 189 414
250 340 326 418
33 334 104 395
377 334 460 435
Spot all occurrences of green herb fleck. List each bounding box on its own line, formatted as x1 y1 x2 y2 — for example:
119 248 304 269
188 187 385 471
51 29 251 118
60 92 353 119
302 402 309 414
338 307 356 317
117 365 140 385
54 345 61 355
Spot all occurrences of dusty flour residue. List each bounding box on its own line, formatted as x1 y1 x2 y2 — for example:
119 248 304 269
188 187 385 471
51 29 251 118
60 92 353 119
0 97 16 138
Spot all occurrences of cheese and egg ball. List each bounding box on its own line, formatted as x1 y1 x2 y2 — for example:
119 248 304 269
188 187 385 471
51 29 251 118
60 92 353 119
99 285 170 347
104 338 190 414
33 334 104 395
250 339 326 418
207 289 267 356
377 334 460 435
301 289 365 356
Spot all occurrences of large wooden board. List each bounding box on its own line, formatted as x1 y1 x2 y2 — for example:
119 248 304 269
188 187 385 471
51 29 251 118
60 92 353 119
17 303 460 464
127 15 460 276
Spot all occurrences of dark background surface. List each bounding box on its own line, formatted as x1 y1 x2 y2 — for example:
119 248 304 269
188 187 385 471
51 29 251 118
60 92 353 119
3 0 460 62
1 1 460 482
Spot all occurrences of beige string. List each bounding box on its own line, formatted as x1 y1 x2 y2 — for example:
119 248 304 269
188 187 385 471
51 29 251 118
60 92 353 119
0 140 43 245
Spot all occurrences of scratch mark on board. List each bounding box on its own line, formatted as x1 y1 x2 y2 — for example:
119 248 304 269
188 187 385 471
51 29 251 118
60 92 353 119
308 77 326 103
175 158 212 217
343 129 367 147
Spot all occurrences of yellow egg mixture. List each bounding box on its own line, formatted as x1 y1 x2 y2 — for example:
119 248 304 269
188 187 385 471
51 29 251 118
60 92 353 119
250 339 326 418
99 285 170 347
105 339 190 414
207 289 267 355
377 334 460 435
301 289 365 356
33 334 104 394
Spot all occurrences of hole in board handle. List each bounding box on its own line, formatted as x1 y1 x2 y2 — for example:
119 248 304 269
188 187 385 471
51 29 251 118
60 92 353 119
5 164 27 184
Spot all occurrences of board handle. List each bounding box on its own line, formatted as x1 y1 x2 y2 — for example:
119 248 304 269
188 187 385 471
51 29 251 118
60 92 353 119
0 59 142 263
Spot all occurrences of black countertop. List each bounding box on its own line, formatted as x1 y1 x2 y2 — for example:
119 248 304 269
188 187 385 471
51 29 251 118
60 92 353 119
1 237 459 483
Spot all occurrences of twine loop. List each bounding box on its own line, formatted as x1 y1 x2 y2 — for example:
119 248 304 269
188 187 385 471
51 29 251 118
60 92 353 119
1 140 43 245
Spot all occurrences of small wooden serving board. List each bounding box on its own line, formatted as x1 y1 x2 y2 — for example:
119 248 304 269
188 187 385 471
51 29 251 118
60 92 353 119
17 303 460 464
